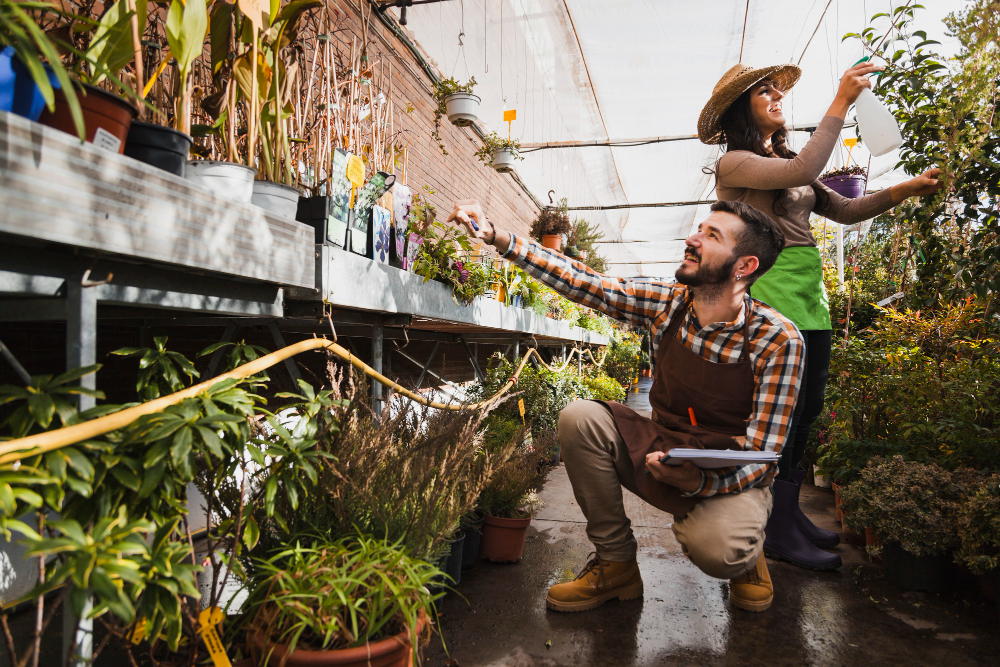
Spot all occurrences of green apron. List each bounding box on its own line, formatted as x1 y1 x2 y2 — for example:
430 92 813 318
750 246 831 331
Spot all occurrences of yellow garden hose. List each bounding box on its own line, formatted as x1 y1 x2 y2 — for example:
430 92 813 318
0 338 607 465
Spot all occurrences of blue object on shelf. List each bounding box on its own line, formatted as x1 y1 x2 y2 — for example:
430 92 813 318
0 46 60 121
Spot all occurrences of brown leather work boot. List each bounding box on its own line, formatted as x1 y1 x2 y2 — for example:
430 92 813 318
729 555 773 612
546 555 643 612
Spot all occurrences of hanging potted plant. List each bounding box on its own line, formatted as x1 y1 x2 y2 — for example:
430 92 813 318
123 0 200 175
36 0 147 151
245 534 442 667
840 456 972 594
819 164 868 199
474 131 521 173
430 76 477 153
529 197 571 251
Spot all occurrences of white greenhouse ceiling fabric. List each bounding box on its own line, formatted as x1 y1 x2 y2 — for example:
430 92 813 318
392 1 965 278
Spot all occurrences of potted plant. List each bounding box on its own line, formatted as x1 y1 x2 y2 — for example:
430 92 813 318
566 217 609 272
819 164 868 198
245 535 441 667
124 0 202 175
840 456 973 593
529 198 571 251
0 0 82 133
431 76 477 153
34 0 145 150
957 473 1000 600
477 422 550 563
475 131 521 173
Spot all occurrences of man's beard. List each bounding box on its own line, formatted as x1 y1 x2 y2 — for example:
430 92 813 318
676 251 737 300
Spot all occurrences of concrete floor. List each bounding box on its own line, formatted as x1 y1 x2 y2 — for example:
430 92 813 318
426 380 1000 666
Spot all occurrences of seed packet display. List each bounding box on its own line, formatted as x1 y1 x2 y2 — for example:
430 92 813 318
405 232 423 271
325 148 352 247
350 171 396 257
390 181 412 265
371 205 392 263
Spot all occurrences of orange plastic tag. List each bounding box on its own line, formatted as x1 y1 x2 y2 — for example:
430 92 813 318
503 109 517 122
844 137 858 147
128 618 146 645
346 154 365 208
518 398 525 424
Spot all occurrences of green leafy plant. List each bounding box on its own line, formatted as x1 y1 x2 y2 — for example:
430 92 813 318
430 75 475 154
245 534 442 663
166 0 207 135
579 370 626 402
840 456 976 557
474 130 521 166
957 474 1000 573
529 197 571 241
566 217 609 272
478 430 550 519
603 329 643 388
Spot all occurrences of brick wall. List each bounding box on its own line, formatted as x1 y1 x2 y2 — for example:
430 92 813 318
329 0 540 241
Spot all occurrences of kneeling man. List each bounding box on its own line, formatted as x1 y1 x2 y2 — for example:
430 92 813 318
449 199 803 612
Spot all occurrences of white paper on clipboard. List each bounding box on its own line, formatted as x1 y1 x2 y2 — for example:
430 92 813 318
659 449 779 469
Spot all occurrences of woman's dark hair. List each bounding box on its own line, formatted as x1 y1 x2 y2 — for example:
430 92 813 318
709 80 829 216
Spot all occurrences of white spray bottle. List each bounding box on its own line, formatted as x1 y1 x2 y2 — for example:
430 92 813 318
852 56 903 157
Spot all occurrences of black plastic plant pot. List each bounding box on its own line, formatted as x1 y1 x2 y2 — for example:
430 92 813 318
881 542 955 594
123 121 192 176
443 531 465 587
462 514 485 571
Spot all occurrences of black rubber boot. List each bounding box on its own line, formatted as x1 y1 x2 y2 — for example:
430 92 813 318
764 478 842 571
790 468 840 548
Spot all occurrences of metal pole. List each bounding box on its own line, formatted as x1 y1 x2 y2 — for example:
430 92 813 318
371 325 383 415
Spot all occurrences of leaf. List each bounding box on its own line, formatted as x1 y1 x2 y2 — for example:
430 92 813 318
170 427 193 467
166 0 209 79
62 447 95 481
27 392 56 429
85 0 147 84
233 49 271 105
208 0 234 75
243 515 260 550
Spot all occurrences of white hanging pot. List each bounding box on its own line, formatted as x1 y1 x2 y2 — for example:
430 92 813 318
184 160 256 203
251 181 301 220
492 148 517 173
445 92 480 126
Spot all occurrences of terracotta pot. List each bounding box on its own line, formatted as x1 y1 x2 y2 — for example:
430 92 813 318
865 527 882 564
480 515 530 563
249 613 427 667
541 234 562 251
831 482 843 522
38 81 137 153
497 284 507 304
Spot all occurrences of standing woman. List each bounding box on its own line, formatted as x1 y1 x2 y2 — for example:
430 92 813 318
697 62 941 570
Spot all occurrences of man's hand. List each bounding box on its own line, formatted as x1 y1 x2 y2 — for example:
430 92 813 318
644 452 703 493
447 199 512 253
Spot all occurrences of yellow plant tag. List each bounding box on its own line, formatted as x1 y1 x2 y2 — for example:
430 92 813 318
237 0 268 30
844 137 858 147
518 398 525 424
503 109 517 122
197 608 231 667
128 618 146 645
346 153 365 207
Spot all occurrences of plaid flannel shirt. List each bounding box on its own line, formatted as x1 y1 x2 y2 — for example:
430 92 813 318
503 233 804 497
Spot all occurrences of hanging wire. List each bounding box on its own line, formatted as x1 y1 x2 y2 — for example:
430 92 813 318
499 0 505 103
739 0 750 62
797 0 836 65
484 0 488 73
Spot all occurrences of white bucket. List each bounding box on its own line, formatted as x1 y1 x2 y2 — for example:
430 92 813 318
184 160 256 203
492 148 517 173
445 92 481 126
251 181 301 220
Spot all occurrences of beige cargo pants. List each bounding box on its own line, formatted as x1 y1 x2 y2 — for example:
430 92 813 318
558 400 772 580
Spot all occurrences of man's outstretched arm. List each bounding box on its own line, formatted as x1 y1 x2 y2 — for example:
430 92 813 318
448 200 673 327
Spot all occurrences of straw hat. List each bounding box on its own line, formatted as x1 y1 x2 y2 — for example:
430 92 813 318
697 63 802 145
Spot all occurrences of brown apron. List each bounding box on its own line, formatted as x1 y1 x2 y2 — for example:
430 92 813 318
604 299 756 519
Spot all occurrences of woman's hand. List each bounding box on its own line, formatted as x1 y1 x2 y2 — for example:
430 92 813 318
890 168 942 203
828 61 884 118
644 453 704 493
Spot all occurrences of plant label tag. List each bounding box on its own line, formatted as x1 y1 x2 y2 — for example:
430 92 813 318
843 138 858 147
128 618 146 644
347 154 365 207
518 398 525 423
503 109 517 122
92 127 121 153
197 608 231 667
237 0 268 29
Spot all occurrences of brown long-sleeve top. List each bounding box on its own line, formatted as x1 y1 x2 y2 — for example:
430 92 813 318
716 115 895 248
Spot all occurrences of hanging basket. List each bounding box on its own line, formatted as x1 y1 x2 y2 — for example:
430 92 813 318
820 174 867 199
444 92 480 126
491 148 517 173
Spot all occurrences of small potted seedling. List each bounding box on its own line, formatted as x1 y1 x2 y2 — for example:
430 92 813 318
475 131 521 173
431 76 477 153
819 164 868 199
